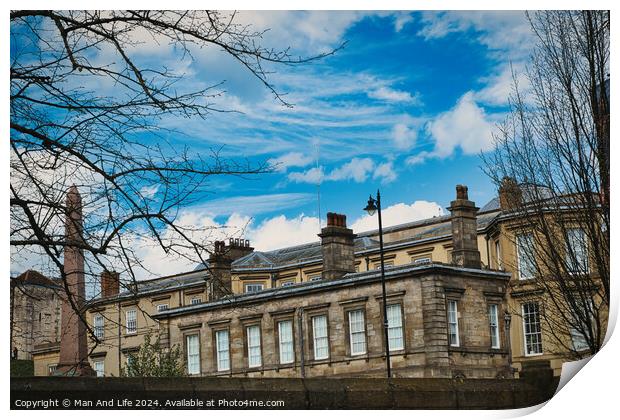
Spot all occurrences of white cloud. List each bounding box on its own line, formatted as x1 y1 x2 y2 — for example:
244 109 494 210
249 214 322 251
373 161 397 184
417 11 533 59
326 157 375 182
191 193 315 217
425 92 500 159
288 167 325 184
268 152 315 172
350 201 444 233
391 123 418 150
393 12 414 32
368 87 420 104
474 63 531 106
139 185 159 199
289 157 399 185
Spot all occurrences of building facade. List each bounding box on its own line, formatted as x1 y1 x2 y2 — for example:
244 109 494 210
29 181 606 378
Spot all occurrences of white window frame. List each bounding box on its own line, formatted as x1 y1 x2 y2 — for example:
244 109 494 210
488 304 500 349
570 298 593 352
246 325 262 368
516 233 536 280
156 303 169 312
387 303 404 351
186 334 201 375
93 360 105 377
215 329 230 371
374 261 394 270
278 320 294 364
348 309 367 356
125 309 137 335
244 283 264 293
190 297 202 305
312 315 329 360
412 257 432 265
495 240 502 270
307 275 322 282
281 281 294 287
566 228 589 274
447 300 460 347
522 302 543 356
93 314 104 340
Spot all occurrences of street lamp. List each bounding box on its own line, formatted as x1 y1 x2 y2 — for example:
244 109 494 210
364 190 392 378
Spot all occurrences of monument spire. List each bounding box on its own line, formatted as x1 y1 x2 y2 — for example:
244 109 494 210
55 185 94 376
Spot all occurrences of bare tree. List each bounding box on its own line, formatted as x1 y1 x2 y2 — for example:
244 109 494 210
484 11 609 358
10 11 340 350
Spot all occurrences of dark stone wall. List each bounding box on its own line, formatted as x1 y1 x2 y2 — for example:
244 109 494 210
11 375 559 409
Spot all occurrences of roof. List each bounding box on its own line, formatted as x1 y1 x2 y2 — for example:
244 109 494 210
91 269 209 304
155 262 511 319
11 270 61 289
107 197 502 301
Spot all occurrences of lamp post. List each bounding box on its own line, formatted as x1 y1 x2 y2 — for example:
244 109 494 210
504 311 514 375
363 189 392 378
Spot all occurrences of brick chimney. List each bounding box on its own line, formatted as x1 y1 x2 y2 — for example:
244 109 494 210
447 185 481 269
207 239 254 299
100 271 120 298
498 177 522 211
318 212 356 281
56 185 95 376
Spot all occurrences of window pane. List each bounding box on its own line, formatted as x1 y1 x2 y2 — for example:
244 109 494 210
247 325 262 367
348 310 366 355
566 228 588 274
312 315 329 360
387 304 404 351
448 300 459 346
94 360 104 377
489 304 500 349
126 310 137 334
186 334 200 374
522 303 543 355
278 320 294 364
216 330 230 371
94 315 104 339
517 233 536 280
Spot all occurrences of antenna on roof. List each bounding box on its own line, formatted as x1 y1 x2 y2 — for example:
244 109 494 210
315 141 322 231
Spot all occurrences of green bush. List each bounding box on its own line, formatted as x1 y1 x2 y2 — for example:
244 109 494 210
11 359 34 377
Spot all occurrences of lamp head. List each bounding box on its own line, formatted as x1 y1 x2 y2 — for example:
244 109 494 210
363 195 377 216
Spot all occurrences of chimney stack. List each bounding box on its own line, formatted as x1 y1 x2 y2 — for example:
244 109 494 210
447 185 481 269
208 238 254 299
100 271 120 298
498 177 522 211
56 186 95 376
319 212 356 281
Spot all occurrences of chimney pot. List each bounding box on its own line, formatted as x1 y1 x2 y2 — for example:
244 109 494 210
447 184 481 269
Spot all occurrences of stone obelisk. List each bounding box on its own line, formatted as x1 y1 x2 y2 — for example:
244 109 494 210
55 185 95 376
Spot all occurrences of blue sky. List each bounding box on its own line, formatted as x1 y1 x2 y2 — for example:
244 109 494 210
136 11 534 261
11 11 537 278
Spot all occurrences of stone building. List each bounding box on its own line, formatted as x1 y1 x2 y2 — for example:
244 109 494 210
30 181 606 378
10 270 62 364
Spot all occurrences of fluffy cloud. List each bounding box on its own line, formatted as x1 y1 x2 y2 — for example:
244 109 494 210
288 167 325 184
268 152 315 172
350 201 444 233
373 161 397 184
426 92 499 158
288 157 398 185
391 123 418 150
474 63 531 106
417 11 533 59
327 157 375 182
133 198 444 278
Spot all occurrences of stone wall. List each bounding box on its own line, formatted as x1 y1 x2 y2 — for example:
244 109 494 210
10 374 559 409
